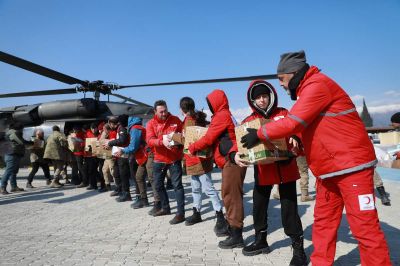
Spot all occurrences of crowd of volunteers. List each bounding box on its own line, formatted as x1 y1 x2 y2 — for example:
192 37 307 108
1 50 396 266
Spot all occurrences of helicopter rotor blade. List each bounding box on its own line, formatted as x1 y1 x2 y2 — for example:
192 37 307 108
0 88 77 98
110 93 152 108
0 51 87 85
119 74 278 89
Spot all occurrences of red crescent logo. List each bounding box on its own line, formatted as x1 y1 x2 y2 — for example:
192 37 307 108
364 196 371 204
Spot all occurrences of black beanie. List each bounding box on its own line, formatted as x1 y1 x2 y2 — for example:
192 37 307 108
277 50 307 74
250 84 269 100
391 112 400 123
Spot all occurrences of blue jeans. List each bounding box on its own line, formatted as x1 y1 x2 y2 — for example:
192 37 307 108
153 161 185 215
191 172 222 212
1 154 22 189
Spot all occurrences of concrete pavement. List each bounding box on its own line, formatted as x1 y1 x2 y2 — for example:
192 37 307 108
0 167 399 265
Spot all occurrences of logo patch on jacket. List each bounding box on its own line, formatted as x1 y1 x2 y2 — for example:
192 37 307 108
358 194 375 211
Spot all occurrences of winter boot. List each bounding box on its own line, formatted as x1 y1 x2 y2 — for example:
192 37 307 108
148 201 162 216
131 196 149 209
50 178 62 188
300 189 314 202
98 184 111 193
377 186 391 206
218 226 244 249
185 207 202 226
242 230 270 256
289 235 308 266
214 210 229 237
115 191 132 202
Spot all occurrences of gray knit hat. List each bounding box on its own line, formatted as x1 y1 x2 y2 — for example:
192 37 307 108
277 50 307 74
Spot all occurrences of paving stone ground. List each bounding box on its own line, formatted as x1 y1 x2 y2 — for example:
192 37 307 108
0 167 399 266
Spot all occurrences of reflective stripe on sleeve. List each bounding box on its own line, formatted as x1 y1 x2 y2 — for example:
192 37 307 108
288 114 308 128
320 108 356 117
262 126 269 140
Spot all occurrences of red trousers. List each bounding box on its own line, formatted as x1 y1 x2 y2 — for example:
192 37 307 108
311 168 391 266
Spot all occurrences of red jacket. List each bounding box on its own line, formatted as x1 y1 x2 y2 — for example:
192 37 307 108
183 115 213 170
146 113 183 164
73 131 85 156
242 80 299 185
257 66 377 179
189 89 237 169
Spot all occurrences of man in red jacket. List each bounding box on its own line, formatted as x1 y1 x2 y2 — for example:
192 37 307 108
146 100 185 225
241 51 391 265
235 80 307 265
189 90 246 249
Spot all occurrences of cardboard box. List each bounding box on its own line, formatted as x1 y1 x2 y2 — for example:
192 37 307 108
85 138 114 159
183 126 212 158
31 138 44 149
235 118 290 164
84 138 98 155
379 131 400 145
392 159 400 169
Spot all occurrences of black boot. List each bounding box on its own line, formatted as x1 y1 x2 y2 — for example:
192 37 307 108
290 236 308 266
185 207 202 226
131 196 149 209
98 184 111 193
218 226 244 249
214 210 229 237
115 191 132 202
377 186 391 206
242 231 270 256
110 187 121 197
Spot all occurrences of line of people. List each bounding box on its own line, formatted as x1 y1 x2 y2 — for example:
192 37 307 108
0 50 395 266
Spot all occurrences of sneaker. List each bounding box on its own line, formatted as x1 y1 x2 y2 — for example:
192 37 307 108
169 214 185 225
26 183 35 189
10 186 25 192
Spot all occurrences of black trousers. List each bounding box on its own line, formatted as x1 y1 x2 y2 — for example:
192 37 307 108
116 157 130 193
85 157 99 188
253 181 303 239
75 155 87 185
27 161 51 183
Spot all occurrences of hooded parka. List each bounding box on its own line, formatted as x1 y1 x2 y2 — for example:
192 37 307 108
188 89 237 168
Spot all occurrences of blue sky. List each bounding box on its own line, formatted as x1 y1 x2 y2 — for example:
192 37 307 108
1 1 400 124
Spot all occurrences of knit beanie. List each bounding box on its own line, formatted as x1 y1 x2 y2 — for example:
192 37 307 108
250 84 270 100
277 50 307 74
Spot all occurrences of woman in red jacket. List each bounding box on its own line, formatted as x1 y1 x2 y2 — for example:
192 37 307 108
179 97 228 236
234 80 307 265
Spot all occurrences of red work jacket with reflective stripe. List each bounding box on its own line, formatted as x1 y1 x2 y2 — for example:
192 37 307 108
257 66 377 179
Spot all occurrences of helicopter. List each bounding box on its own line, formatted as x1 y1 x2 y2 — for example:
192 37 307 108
0 50 277 141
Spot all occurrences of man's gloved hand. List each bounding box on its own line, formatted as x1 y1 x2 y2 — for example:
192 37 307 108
241 128 260 149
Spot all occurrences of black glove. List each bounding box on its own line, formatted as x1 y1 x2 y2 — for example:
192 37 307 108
240 128 260 149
